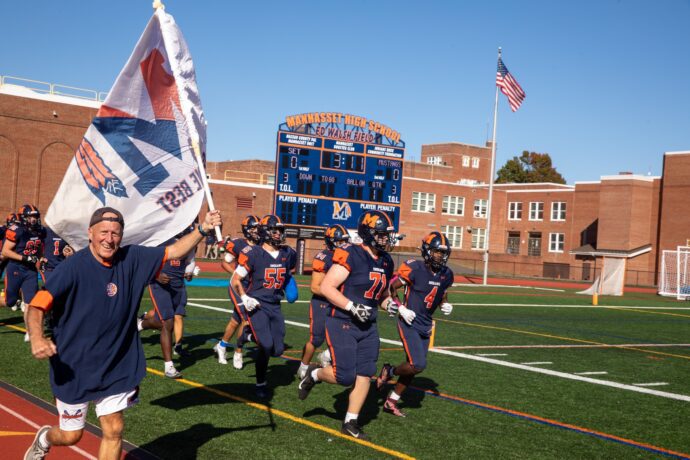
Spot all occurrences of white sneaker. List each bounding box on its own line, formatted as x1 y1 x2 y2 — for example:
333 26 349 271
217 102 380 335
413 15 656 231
21 302 27 312
11 301 18 311
164 367 182 379
232 350 243 370
24 332 30 343
24 425 50 460
318 349 332 367
213 343 228 364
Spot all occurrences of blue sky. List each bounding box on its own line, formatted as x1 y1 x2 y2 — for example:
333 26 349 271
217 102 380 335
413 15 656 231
2 0 689 183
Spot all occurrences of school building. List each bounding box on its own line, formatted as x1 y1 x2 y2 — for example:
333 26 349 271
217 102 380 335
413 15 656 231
1 76 688 287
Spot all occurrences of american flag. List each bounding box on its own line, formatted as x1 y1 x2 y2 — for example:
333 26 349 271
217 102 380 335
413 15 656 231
496 57 525 112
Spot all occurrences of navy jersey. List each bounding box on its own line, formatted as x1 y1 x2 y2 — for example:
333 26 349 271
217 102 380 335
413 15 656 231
0 224 6 249
330 244 394 322
397 259 454 332
224 237 249 259
5 223 44 271
43 227 69 270
30 244 166 404
238 245 296 304
311 248 334 302
159 237 194 287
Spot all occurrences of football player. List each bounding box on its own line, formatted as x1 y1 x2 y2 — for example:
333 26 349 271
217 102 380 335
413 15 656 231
1 205 45 340
231 215 296 398
40 226 74 284
213 215 261 369
0 213 18 283
138 224 197 379
297 210 398 440
376 231 455 417
297 224 349 379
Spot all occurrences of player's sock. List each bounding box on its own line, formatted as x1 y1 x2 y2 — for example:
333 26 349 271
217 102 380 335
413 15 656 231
298 362 309 375
388 391 401 402
38 429 51 450
164 361 175 372
311 368 320 382
344 412 358 424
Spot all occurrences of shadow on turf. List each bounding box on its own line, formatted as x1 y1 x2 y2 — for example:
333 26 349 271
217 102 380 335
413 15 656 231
127 422 274 459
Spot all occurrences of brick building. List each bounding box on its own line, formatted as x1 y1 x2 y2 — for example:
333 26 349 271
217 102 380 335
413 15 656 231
1 80 688 286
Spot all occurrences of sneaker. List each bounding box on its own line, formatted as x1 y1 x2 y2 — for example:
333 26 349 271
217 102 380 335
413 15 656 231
232 350 243 370
297 364 320 400
173 343 190 357
137 313 146 332
11 300 18 311
383 399 407 417
341 420 367 440
213 343 228 364
164 368 182 379
24 332 30 343
255 384 268 399
376 363 393 390
318 348 332 367
20 302 27 312
24 425 50 460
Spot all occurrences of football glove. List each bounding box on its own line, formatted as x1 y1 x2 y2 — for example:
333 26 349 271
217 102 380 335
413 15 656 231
398 305 416 325
440 302 453 315
346 301 372 323
22 255 38 265
382 297 399 315
241 294 260 312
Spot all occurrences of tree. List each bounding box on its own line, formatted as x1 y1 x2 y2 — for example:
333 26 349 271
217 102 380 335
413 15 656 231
495 151 566 184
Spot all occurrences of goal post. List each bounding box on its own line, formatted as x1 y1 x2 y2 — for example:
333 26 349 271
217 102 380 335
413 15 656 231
659 246 690 300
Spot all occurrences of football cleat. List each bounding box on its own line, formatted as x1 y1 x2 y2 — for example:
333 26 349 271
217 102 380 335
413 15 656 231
255 384 268 399
173 343 190 357
383 399 407 417
232 350 243 370
213 343 228 365
341 420 368 440
297 364 320 400
376 363 394 389
164 368 182 379
24 425 50 460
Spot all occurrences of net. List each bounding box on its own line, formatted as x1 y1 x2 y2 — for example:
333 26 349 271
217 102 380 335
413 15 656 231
659 246 690 300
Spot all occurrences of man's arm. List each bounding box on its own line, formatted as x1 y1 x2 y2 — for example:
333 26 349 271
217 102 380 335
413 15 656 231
310 271 326 296
167 211 221 260
1 238 23 262
320 265 351 310
27 296 57 359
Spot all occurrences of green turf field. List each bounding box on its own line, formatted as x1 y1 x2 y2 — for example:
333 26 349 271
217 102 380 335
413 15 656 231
1 278 689 459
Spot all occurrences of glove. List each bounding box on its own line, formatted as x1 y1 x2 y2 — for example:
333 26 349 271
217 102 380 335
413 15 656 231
346 301 372 323
22 255 38 265
440 302 453 315
241 294 260 312
193 266 201 276
398 305 416 325
382 297 399 316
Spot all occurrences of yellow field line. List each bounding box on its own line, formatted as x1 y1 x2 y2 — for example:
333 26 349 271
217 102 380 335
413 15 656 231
0 431 35 436
146 368 415 460
436 318 690 361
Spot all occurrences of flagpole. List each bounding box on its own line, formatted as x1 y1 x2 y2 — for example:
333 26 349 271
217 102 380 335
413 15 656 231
483 47 501 286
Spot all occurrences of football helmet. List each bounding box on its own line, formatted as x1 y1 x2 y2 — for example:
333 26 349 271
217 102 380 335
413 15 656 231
259 214 286 248
357 210 396 252
324 224 349 250
421 231 451 272
18 204 41 230
6 213 20 226
241 215 261 244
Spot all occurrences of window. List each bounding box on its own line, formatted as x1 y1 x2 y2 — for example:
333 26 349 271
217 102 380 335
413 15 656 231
549 233 564 252
506 231 520 255
551 202 566 221
462 155 470 167
473 199 488 218
508 202 522 220
441 225 463 248
412 191 436 213
529 202 544 221
471 157 480 168
442 196 464 216
427 156 442 165
471 228 487 250
528 232 542 256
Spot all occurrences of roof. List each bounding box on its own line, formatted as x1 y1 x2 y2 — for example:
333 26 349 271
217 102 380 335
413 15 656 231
569 244 652 258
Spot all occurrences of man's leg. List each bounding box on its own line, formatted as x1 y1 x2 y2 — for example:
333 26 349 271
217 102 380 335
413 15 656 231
98 411 124 460
173 314 184 345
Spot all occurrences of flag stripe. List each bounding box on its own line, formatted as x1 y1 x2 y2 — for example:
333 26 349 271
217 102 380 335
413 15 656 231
496 57 525 112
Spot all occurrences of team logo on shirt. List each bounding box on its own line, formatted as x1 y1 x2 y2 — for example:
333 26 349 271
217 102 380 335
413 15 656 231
62 409 83 420
106 283 118 297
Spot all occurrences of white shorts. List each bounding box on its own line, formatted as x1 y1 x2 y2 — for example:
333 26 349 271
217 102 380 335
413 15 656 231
55 387 139 431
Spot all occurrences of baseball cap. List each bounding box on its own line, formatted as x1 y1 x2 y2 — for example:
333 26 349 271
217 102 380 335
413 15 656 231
89 207 125 228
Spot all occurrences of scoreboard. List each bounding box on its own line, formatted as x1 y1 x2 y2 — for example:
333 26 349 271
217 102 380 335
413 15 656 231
273 118 404 237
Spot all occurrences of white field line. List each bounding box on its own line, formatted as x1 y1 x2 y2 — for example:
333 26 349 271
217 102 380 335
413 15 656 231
633 382 669 387
187 301 690 402
451 284 565 292
574 372 608 376
520 362 553 365
187 298 690 311
476 353 508 357
0 403 97 459
434 344 690 350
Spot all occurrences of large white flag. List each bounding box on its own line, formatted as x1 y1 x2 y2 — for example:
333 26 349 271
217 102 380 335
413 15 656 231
46 8 207 250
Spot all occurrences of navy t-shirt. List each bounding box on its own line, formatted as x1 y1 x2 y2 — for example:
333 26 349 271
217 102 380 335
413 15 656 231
37 244 166 404
237 245 296 304
158 237 194 288
43 227 69 271
397 259 454 334
330 244 394 322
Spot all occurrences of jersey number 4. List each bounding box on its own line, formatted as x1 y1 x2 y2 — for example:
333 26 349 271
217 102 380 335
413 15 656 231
424 286 439 309
263 268 287 289
364 272 388 300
